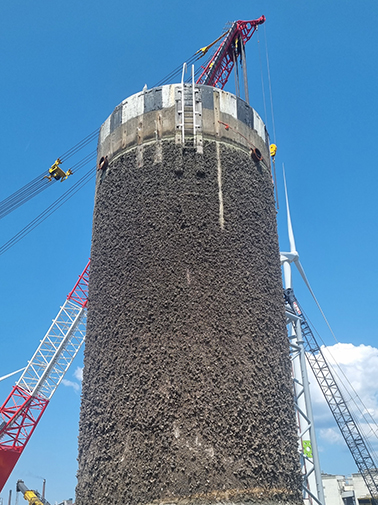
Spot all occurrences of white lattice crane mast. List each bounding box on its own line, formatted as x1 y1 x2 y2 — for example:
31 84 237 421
0 261 90 492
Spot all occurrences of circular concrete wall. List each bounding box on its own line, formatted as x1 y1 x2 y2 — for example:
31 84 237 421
76 85 302 505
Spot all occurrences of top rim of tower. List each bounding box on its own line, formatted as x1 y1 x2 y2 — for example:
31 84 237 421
97 84 270 167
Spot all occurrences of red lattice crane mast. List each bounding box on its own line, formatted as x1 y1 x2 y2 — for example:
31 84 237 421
0 261 90 492
196 16 266 92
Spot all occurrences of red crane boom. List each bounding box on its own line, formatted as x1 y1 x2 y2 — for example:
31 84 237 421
0 261 90 492
196 16 266 89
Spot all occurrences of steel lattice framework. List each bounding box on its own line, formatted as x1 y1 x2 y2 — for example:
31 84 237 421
285 302 323 505
196 16 265 89
285 288 378 505
0 261 90 492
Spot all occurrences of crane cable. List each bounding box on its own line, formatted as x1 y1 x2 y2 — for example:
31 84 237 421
0 171 49 212
0 127 99 219
257 24 279 208
153 53 199 88
153 29 230 88
0 127 99 217
257 33 268 130
59 128 99 162
0 166 96 256
0 146 97 217
195 29 231 59
0 151 96 220
264 24 276 146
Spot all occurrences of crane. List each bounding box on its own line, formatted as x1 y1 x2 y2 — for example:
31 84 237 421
1 17 377 502
0 261 90 492
196 16 266 102
281 170 378 505
284 288 378 505
16 480 50 505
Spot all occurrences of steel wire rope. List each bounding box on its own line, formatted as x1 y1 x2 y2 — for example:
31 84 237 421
160 54 198 85
193 65 204 79
0 173 50 212
153 34 224 89
264 24 276 145
159 63 195 87
261 28 279 209
349 405 378 467
185 56 213 84
0 153 93 219
0 129 98 215
0 167 95 256
0 179 52 219
59 128 99 162
154 62 191 87
301 305 378 462
0 167 95 255
0 131 98 214
257 33 268 127
0 151 96 220
192 27 232 86
183 49 217 88
153 54 199 87
192 49 219 83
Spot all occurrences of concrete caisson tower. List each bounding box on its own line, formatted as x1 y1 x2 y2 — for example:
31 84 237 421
76 84 302 505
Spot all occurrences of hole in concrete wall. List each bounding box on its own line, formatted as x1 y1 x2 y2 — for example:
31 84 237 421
196 170 206 179
251 148 263 163
174 170 183 178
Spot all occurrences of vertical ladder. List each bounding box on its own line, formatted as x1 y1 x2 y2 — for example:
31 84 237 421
176 64 202 152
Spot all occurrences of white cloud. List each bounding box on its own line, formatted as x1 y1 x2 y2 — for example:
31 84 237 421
62 379 80 392
319 427 344 446
306 343 378 447
74 366 83 381
61 367 83 393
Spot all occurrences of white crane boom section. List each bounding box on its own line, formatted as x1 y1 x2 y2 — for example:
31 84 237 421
16 300 86 400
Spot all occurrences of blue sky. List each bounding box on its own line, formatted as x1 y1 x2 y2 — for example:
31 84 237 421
1 0 378 502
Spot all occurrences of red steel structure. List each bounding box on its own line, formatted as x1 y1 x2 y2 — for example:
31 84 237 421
0 261 90 492
196 16 266 89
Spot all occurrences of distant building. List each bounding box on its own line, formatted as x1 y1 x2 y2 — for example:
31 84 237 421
57 500 74 505
322 473 376 505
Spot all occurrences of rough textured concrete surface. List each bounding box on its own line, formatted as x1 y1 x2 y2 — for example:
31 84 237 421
76 126 302 505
